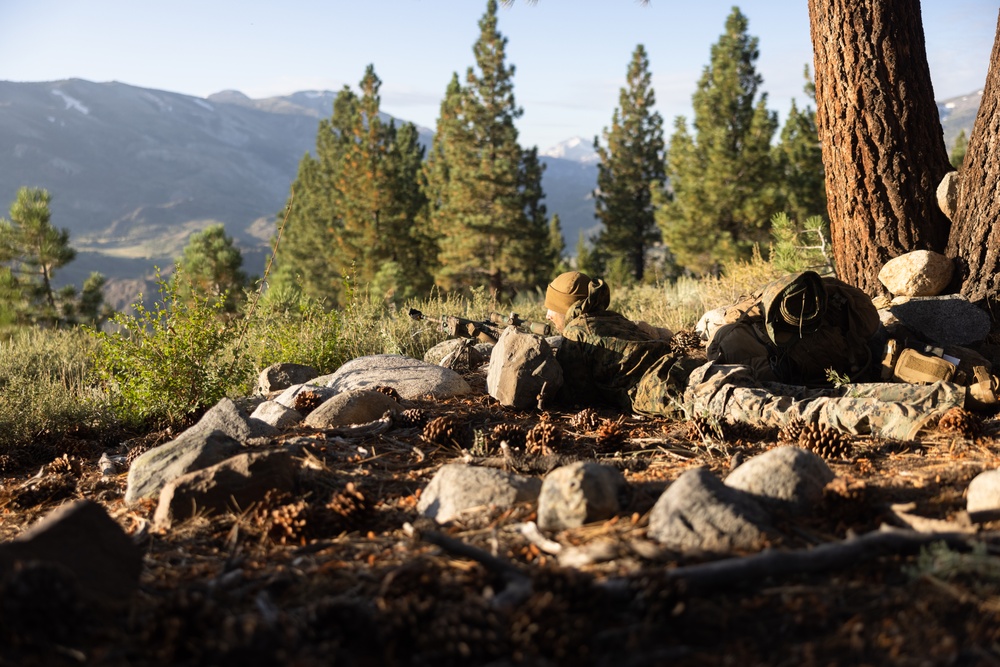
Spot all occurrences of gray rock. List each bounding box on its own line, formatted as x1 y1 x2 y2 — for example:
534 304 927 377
486 328 563 410
154 449 302 528
937 170 960 222
250 400 304 430
724 446 834 514
125 429 243 505
191 397 279 443
886 295 991 346
257 362 320 394
0 500 142 608
647 468 773 552
967 469 1000 514
302 389 399 429
315 354 471 400
424 338 488 370
877 250 954 297
417 463 542 524
537 461 627 531
273 383 339 410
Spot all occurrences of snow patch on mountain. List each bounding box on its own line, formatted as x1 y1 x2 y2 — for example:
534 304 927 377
52 89 89 115
542 136 598 164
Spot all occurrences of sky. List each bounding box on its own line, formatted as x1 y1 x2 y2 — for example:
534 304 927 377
0 1 995 152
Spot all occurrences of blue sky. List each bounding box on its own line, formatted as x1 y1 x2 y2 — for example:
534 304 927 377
0 1 994 151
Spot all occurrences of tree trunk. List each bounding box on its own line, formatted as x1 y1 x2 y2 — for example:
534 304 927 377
808 0 952 295
946 10 1000 306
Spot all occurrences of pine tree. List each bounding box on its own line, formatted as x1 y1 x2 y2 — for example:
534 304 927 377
175 224 248 314
950 129 968 169
593 44 665 282
656 7 779 275
429 0 553 298
773 66 827 225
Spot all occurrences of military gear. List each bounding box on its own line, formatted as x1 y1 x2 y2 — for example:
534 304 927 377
545 271 592 315
967 366 1000 411
761 270 827 346
892 348 957 384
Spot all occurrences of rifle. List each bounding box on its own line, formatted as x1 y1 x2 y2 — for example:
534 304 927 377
408 308 552 345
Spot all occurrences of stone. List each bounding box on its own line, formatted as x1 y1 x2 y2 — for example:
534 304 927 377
191 397 279 443
647 468 773 551
886 295 992 346
154 449 302 528
314 354 471 400
536 461 627 531
423 338 488 370
486 327 563 410
967 469 1000 515
256 362 320 394
937 170 960 222
302 389 399 429
250 400 303 430
877 250 954 297
724 446 834 514
0 500 142 608
125 429 243 505
273 383 339 410
417 463 542 524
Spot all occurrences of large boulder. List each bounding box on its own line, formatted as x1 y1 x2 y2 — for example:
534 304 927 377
125 429 242 505
486 328 563 410
417 463 542 524
877 250 954 297
315 354 471 400
724 446 834 515
537 462 627 531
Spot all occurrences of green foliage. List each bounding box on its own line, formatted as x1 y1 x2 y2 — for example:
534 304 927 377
657 8 780 276
950 130 968 169
175 224 248 314
772 69 827 225
593 44 666 282
243 290 344 374
907 541 1000 585
91 268 253 427
769 212 833 274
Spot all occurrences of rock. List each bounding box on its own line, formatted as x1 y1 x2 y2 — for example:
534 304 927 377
536 461 627 531
417 463 542 524
423 338 488 370
154 449 302 528
724 446 834 514
314 354 471 400
125 429 243 505
250 400 304 430
302 389 399 429
256 362 320 394
877 250 954 297
191 397 280 444
647 468 773 551
0 500 142 608
937 170 960 222
486 327 563 410
967 469 1000 515
273 383 339 410
886 295 991 346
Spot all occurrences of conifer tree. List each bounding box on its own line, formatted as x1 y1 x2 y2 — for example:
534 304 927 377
656 7 779 275
593 44 665 282
175 224 248 314
429 0 553 298
950 129 968 169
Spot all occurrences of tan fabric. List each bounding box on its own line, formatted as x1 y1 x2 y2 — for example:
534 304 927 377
545 271 592 315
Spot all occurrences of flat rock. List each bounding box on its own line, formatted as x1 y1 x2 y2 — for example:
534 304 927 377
250 400 304 430
125 429 243 505
886 295 991 346
878 250 954 297
273 383 339 410
537 461 627 531
154 449 302 528
417 463 542 524
191 397 279 444
302 389 400 428
257 362 320 394
647 468 773 552
967 469 1000 515
0 500 142 608
724 446 834 514
314 354 471 400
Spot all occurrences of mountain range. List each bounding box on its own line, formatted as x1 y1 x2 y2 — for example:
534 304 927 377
0 78 978 308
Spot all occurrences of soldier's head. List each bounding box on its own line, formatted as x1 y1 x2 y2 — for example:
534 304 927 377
545 270 591 332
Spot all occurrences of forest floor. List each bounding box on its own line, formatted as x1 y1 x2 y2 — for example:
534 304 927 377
2 366 1000 666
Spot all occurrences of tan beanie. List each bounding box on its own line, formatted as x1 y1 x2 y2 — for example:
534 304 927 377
545 271 592 315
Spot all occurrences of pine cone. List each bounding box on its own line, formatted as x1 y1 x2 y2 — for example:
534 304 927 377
799 422 853 461
779 419 806 443
490 423 527 450
720 419 761 443
12 473 78 509
937 407 982 438
373 385 402 402
422 415 474 450
686 416 721 441
45 454 82 478
126 442 152 468
268 499 309 545
396 408 429 428
594 419 626 451
568 408 601 432
293 390 326 416
670 330 703 353
320 482 371 533
526 422 562 456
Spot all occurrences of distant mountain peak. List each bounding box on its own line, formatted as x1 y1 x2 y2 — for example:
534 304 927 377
542 136 598 164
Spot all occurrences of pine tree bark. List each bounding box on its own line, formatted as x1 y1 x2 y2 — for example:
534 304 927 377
808 0 952 295
946 10 1000 305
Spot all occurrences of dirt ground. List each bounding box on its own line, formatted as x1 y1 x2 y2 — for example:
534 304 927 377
3 364 1000 666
